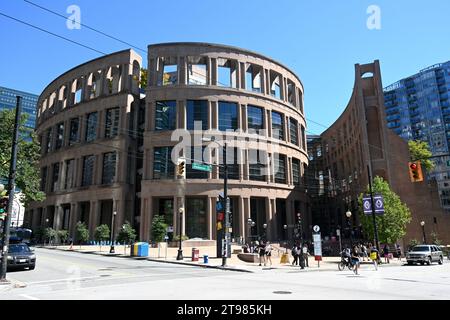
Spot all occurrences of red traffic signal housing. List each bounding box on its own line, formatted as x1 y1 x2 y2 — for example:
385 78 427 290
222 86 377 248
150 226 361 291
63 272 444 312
408 161 423 182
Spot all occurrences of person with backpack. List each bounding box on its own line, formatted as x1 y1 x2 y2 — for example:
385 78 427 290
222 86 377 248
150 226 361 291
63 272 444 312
291 244 300 265
257 241 266 266
265 241 273 267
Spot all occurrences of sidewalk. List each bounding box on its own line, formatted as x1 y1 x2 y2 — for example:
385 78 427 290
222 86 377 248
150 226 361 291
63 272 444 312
36 244 406 273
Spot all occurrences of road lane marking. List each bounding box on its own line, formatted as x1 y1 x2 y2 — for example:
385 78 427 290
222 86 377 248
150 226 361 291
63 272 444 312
19 294 39 300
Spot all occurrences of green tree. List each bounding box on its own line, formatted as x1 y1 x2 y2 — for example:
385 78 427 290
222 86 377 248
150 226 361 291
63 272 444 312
151 215 167 243
430 232 442 245
358 176 412 244
94 224 110 251
0 110 45 206
57 230 69 245
117 221 137 245
140 68 148 89
44 227 57 245
408 140 435 172
76 222 89 248
408 239 419 250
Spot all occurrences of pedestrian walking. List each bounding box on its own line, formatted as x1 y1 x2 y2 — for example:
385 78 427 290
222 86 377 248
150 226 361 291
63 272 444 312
302 243 309 267
257 241 266 266
383 244 390 264
265 241 273 267
351 245 360 275
396 243 402 261
291 244 300 265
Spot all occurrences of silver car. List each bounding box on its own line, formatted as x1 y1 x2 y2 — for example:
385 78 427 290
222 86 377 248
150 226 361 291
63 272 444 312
406 245 444 265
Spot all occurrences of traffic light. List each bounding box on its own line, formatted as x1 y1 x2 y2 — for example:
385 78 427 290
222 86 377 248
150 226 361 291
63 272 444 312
177 159 186 179
408 161 423 182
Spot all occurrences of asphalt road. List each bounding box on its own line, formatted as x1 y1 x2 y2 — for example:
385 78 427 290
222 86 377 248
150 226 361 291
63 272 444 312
1 248 449 300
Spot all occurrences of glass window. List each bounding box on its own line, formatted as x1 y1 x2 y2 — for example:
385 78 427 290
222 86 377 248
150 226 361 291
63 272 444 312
274 154 287 184
219 101 238 131
187 100 208 130
301 125 306 150
155 101 177 131
41 167 47 191
220 147 239 180
82 155 95 186
247 105 264 132
45 128 52 153
153 147 174 179
51 163 60 192
249 149 266 181
185 198 207 239
69 118 79 145
55 122 64 150
245 65 262 93
292 158 301 185
289 118 299 145
105 107 120 138
85 112 98 142
271 111 284 140
64 159 75 189
187 57 207 85
102 152 116 184
187 146 208 179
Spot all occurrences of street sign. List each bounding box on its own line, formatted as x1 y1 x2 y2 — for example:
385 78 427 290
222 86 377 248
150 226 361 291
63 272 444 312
313 225 320 233
313 233 322 263
192 162 212 172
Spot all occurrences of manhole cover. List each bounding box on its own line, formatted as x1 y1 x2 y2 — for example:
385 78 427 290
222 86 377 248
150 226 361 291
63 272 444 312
273 291 292 294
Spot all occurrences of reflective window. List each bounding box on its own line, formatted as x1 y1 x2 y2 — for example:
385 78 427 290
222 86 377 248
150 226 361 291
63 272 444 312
102 152 116 184
186 198 207 239
247 105 264 132
271 111 284 140
69 118 79 145
219 147 240 180
187 100 208 130
289 118 299 146
82 155 95 186
55 122 64 150
249 149 266 181
292 158 301 185
41 167 47 191
51 163 60 192
155 101 177 131
219 101 238 131
45 128 52 153
153 146 175 179
64 159 75 189
85 112 97 142
105 107 120 138
187 146 208 179
274 154 287 184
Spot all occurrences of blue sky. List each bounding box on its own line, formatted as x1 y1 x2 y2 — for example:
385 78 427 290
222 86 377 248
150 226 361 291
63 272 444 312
1 0 449 135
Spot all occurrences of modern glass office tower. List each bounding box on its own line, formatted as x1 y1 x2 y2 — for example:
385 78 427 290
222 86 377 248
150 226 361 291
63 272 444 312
0 86 38 129
384 61 450 209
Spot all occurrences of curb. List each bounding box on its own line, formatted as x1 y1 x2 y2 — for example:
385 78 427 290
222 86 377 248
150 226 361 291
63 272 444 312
37 246 253 273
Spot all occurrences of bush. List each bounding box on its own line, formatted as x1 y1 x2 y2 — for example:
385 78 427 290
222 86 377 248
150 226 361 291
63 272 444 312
409 239 419 250
57 230 69 244
44 227 57 244
76 222 89 245
151 215 168 243
117 221 137 245
430 232 442 245
173 235 189 241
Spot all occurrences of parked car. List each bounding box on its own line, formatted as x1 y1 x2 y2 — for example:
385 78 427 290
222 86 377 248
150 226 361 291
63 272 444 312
406 245 444 265
0 242 36 271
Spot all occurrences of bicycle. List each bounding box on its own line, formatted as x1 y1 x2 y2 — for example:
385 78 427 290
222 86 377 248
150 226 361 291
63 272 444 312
338 254 355 271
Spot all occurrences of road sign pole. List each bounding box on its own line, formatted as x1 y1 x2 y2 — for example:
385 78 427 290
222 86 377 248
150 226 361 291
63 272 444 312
367 165 380 252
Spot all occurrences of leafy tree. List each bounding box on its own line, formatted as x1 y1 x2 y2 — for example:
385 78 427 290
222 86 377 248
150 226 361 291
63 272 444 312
57 230 69 245
151 215 167 243
358 176 412 244
44 227 57 245
173 235 189 241
408 239 419 251
94 224 110 251
430 232 442 245
0 110 45 206
76 222 89 248
408 140 435 172
140 68 148 89
117 221 137 245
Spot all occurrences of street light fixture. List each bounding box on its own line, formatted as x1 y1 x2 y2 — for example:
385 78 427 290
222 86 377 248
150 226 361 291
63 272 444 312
283 224 288 253
346 210 352 247
109 211 117 253
176 207 184 260
262 223 267 241
420 220 427 244
247 218 253 245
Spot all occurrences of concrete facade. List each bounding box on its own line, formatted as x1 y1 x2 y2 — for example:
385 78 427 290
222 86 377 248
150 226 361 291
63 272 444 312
307 61 450 245
25 43 311 243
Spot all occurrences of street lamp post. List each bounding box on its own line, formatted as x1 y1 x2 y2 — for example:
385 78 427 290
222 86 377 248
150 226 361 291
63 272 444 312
346 210 352 247
420 221 427 244
109 211 117 253
247 218 252 246
176 207 184 260
283 224 288 253
262 223 267 242
45 218 49 246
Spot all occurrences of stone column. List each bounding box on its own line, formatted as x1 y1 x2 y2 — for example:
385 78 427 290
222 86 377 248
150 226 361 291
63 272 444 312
53 205 63 231
69 202 78 239
88 201 99 240
238 196 245 241
265 198 273 240
179 56 187 85
211 58 218 86
178 100 186 129
139 197 149 242
206 196 214 240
